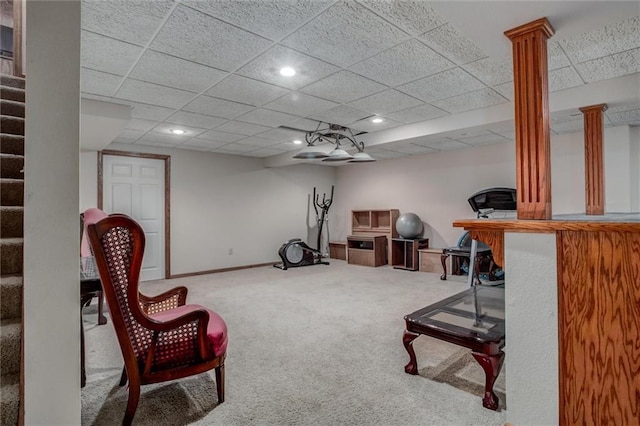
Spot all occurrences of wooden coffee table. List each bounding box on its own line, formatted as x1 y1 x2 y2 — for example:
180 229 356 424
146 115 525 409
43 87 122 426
403 284 505 410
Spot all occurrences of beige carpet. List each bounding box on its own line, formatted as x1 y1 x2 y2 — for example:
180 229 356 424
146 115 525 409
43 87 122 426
82 261 506 425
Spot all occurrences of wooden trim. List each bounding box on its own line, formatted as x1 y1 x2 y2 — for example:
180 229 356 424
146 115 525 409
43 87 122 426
170 262 277 279
453 218 640 233
580 104 607 215
505 17 555 220
98 150 171 278
12 0 24 77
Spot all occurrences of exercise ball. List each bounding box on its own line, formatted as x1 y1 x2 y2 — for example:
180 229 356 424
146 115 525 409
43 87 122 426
396 213 423 239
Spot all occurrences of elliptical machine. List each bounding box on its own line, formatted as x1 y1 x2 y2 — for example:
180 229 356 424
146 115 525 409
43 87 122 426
274 186 334 270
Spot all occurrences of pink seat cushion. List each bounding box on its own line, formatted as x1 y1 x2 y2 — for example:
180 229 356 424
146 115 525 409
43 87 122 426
151 304 228 357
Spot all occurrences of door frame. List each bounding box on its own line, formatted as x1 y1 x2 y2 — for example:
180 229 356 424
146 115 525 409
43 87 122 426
98 149 172 278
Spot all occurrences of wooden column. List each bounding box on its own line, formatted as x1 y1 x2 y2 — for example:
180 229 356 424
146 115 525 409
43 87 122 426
505 18 555 220
580 104 607 215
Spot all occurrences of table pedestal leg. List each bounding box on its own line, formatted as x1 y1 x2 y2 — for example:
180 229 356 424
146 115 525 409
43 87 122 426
403 331 420 374
471 350 505 410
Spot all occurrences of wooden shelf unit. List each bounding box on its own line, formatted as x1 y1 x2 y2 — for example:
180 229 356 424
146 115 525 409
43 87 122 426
347 235 386 267
328 241 347 260
351 209 399 264
392 238 429 271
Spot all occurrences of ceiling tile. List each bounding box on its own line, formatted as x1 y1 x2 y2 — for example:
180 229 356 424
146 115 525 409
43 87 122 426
492 81 513 101
255 127 305 141
183 95 255 119
177 144 212 152
164 111 226 129
349 39 455 86
462 57 513 86
81 31 143 76
414 138 472 151
125 118 157 132
288 118 325 132
243 147 287 157
115 79 195 109
215 121 272 136
118 129 145 140
397 67 485 103
431 88 507 114
181 0 333 41
236 45 340 90
81 0 174 46
549 66 584 92
181 138 228 149
607 109 640 126
235 108 301 127
368 149 409 160
349 117 404 133
358 0 445 36
348 89 423 115
235 136 283 147
547 41 571 70
309 105 371 126
129 50 228 93
551 108 582 123
138 131 189 146
386 104 450 124
212 143 259 153
456 133 509 146
606 101 640 113
151 5 272 71
206 75 289 107
299 70 386 104
263 92 338 117
383 142 436 154
268 141 308 151
135 140 180 149
125 102 175 121
281 1 410 67
440 128 493 140
559 16 640 64
111 137 136 145
419 23 486 65
81 68 123 97
551 119 584 134
151 123 206 138
574 48 640 83
196 130 245 144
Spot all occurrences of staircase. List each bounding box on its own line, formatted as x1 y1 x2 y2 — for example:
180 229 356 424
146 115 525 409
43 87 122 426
0 73 25 426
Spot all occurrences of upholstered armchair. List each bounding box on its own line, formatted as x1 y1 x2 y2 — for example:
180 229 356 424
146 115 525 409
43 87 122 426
87 214 227 425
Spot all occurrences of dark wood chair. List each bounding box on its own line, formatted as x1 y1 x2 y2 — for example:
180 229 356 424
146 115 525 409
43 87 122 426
87 214 227 426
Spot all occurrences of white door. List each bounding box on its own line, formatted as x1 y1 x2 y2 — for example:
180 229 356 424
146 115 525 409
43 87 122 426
103 155 165 281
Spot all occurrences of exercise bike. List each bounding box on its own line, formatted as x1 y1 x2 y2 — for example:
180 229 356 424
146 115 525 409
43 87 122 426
274 186 334 270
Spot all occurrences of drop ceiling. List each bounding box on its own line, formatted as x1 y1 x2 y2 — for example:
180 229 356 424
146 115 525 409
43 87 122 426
80 0 640 163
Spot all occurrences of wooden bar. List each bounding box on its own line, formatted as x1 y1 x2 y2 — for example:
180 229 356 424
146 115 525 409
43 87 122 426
454 218 640 424
504 18 555 220
580 104 607 215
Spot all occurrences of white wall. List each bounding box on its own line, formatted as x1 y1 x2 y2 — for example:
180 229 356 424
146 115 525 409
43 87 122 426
504 233 558 425
80 144 336 275
24 1 80 424
628 126 639 212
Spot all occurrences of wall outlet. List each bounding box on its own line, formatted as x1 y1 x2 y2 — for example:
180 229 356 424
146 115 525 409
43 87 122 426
228 248 233 255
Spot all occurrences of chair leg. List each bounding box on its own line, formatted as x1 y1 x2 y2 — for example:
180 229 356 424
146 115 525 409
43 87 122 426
215 364 225 403
123 379 140 426
119 367 128 386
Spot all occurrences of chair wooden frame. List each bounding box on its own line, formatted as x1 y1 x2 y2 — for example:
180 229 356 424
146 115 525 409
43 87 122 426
88 214 225 425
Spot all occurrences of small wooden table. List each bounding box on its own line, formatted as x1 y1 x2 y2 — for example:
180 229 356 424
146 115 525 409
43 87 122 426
403 284 505 410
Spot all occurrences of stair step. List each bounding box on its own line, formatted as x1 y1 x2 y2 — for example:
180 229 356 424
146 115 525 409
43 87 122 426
0 239 23 275
0 134 24 156
0 373 19 426
0 179 23 206
0 116 24 136
0 275 22 321
0 100 25 118
0 86 24 103
0 74 25 90
0 154 24 179
1 207 23 238
0 319 21 375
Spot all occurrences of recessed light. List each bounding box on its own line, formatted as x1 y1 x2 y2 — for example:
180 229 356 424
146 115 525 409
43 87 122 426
293 139 303 145
170 129 186 135
371 117 384 123
280 67 296 77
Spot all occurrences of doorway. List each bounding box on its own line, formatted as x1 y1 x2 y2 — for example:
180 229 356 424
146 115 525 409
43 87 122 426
98 150 170 280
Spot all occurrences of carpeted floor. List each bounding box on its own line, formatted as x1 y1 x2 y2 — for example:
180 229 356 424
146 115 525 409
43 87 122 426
82 260 506 425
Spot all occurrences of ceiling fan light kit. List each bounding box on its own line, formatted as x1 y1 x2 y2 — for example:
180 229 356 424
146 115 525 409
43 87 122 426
291 122 376 163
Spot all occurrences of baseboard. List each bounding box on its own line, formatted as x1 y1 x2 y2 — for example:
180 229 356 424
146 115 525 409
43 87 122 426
169 262 277 279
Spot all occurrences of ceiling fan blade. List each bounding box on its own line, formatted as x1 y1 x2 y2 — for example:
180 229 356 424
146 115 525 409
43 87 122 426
278 125 313 133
